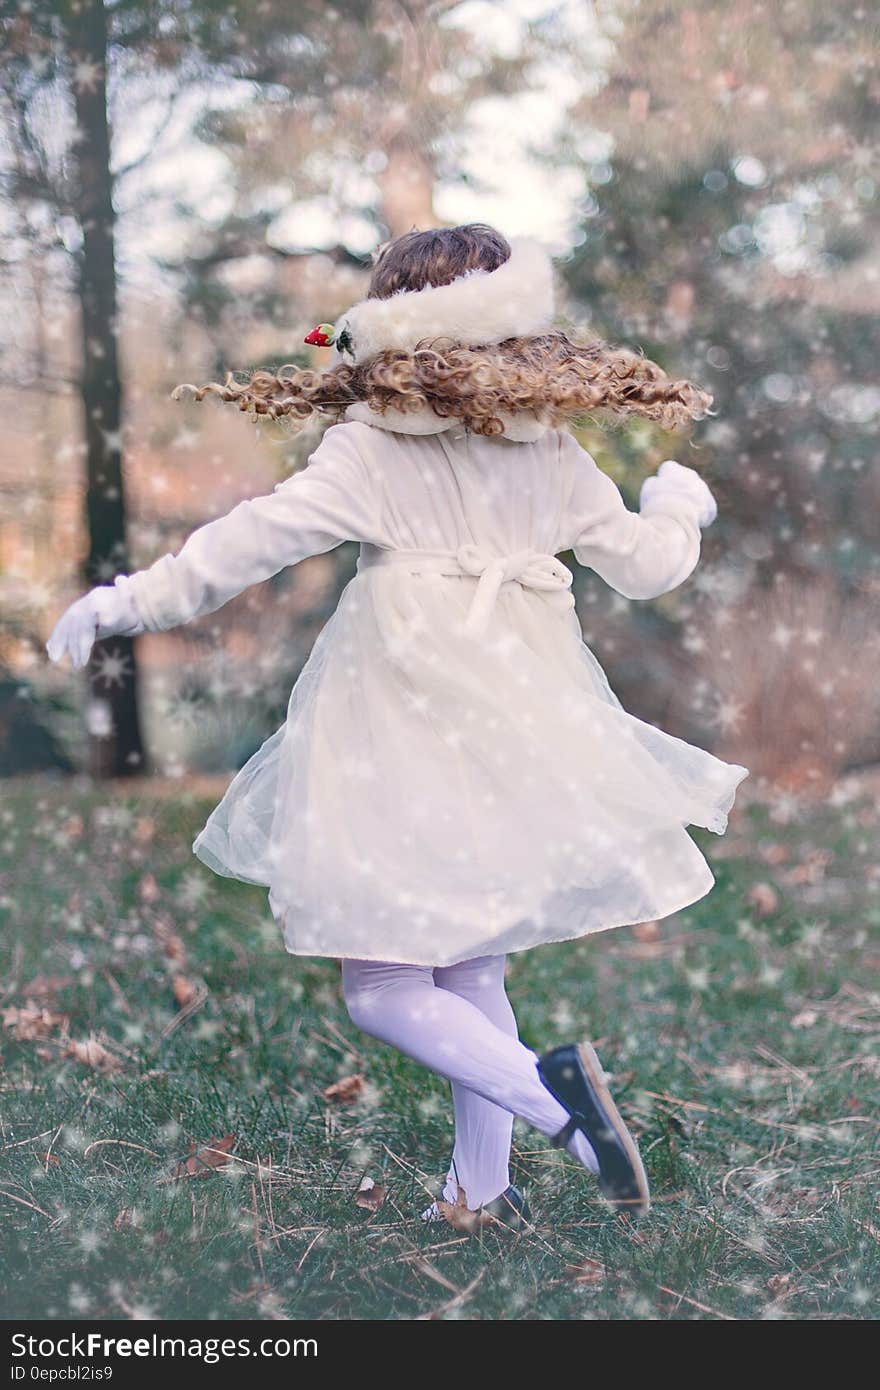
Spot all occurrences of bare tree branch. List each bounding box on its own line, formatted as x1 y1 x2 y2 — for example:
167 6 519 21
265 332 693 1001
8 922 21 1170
112 88 186 179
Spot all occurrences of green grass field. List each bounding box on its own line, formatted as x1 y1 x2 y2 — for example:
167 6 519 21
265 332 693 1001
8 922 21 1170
1 774 878 1321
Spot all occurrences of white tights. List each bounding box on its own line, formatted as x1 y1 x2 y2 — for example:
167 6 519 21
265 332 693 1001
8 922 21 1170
341 954 599 1210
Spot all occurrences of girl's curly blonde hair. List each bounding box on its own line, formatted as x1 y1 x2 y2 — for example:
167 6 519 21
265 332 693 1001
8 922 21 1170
174 224 713 437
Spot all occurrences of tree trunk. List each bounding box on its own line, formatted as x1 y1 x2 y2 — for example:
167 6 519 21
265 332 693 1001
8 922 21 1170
63 0 148 778
377 133 437 236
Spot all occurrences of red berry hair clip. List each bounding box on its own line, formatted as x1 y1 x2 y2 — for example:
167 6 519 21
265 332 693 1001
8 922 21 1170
303 321 355 357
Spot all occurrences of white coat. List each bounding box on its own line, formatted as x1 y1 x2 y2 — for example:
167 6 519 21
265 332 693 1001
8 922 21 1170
121 405 749 966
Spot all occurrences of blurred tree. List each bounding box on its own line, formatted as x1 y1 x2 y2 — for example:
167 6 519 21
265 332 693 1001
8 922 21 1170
0 666 75 776
548 0 880 784
157 1 540 362
1 1 550 781
558 0 878 579
1 0 153 777
62 0 148 777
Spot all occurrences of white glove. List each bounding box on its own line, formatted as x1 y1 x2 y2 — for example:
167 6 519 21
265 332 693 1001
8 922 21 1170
639 459 718 528
46 575 145 671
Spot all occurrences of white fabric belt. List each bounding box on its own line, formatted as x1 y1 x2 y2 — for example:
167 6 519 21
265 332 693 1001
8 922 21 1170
358 543 575 639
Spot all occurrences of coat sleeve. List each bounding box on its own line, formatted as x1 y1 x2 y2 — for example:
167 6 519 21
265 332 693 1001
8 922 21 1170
118 422 380 632
557 430 710 601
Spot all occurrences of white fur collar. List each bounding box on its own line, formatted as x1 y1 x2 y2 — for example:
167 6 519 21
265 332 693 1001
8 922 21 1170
330 236 555 365
343 400 550 442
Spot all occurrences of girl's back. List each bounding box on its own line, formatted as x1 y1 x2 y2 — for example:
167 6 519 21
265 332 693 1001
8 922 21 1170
353 421 568 558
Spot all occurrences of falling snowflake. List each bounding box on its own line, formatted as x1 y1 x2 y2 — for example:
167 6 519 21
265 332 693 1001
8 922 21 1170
171 428 200 450
771 622 796 649
99 428 123 455
90 646 133 690
73 60 103 93
714 694 748 734
157 688 206 731
177 870 210 910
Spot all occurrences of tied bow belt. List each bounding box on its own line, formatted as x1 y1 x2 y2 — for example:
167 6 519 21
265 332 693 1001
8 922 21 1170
358 542 575 639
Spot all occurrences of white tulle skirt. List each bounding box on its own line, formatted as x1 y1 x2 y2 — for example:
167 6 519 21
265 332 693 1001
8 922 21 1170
192 567 749 968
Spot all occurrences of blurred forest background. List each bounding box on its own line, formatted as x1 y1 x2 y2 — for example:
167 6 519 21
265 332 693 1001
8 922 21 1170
1 0 878 799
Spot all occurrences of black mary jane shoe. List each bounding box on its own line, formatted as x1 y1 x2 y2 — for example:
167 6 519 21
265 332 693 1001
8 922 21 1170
481 1183 532 1230
420 1183 532 1231
537 1042 651 1219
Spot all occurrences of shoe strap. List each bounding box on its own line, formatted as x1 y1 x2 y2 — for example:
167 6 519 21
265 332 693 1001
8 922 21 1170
550 1115 580 1150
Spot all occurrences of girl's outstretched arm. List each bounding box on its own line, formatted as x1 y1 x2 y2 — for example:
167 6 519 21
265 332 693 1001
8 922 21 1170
46 421 378 667
558 430 718 601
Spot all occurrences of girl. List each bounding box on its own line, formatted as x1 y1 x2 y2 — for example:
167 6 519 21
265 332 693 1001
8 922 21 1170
47 224 749 1228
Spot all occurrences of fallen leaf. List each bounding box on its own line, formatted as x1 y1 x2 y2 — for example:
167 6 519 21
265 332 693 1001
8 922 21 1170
155 918 187 963
323 1073 365 1104
170 1134 236 1180
634 920 662 942
61 1035 124 1073
172 975 200 1008
354 1177 387 1212
632 920 662 943
36 1151 60 1168
133 816 156 844
3 1002 68 1041
758 843 791 866
138 873 161 904
565 1258 606 1287
18 975 72 1001
781 849 831 886
436 1186 485 1235
746 882 779 918
767 1272 792 1296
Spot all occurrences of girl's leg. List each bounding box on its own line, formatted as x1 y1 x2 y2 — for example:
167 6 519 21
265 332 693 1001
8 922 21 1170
341 957 598 1209
432 955 518 1208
